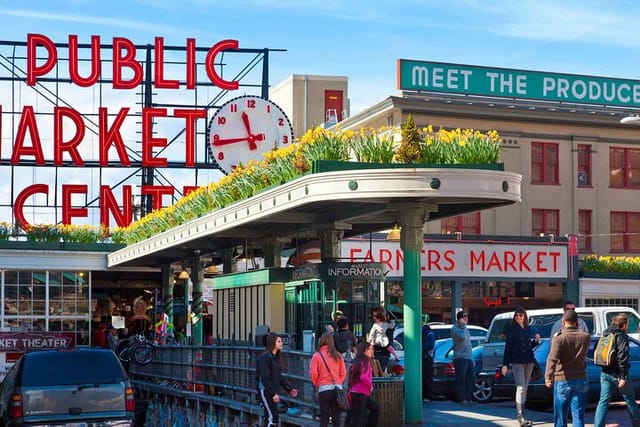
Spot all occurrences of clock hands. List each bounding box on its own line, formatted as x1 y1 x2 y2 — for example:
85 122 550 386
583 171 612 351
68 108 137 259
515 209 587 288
213 111 265 150
213 133 266 149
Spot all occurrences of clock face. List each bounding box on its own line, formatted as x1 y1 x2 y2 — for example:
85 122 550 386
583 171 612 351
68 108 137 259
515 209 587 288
207 95 294 174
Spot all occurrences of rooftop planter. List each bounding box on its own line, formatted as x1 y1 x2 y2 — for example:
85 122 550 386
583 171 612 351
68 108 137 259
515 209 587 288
581 255 640 277
111 116 505 246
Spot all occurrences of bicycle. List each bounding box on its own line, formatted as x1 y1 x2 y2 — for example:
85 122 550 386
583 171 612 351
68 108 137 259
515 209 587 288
116 334 155 365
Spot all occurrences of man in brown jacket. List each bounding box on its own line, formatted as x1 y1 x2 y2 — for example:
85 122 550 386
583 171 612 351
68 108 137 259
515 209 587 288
545 308 591 427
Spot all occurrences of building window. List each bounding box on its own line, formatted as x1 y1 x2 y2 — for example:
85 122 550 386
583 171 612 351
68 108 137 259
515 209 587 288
578 210 592 252
532 209 559 236
531 142 559 184
610 147 640 188
610 211 640 253
585 298 638 311
441 212 481 235
2 270 90 345
577 144 591 186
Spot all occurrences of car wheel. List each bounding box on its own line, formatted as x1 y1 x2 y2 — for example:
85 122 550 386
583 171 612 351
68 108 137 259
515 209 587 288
473 377 493 403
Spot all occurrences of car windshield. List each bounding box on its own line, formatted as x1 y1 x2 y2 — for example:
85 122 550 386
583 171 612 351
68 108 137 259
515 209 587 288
606 311 640 334
487 314 562 343
20 351 127 387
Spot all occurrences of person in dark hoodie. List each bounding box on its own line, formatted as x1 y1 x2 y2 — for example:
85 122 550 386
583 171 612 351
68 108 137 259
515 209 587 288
594 313 640 427
501 307 540 426
256 333 298 427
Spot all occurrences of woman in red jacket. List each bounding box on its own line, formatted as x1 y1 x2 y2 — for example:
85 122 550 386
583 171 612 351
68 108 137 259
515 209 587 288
310 332 346 427
348 342 379 427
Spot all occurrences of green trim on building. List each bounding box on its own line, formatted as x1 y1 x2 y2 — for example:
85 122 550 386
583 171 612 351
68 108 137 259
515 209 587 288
208 268 292 290
311 160 505 174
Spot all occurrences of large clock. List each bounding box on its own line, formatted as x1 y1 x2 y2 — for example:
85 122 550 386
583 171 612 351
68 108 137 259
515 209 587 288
207 95 294 174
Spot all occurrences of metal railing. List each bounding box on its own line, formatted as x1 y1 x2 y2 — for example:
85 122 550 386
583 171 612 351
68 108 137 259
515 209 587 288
129 342 320 422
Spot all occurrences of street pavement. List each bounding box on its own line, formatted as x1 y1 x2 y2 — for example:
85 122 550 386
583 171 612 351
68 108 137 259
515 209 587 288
417 398 633 426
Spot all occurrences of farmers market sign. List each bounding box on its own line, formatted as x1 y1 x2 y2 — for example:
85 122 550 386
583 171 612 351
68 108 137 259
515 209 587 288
397 59 640 107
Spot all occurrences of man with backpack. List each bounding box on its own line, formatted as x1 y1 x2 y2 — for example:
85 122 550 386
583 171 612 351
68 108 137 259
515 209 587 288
594 313 640 427
422 318 436 401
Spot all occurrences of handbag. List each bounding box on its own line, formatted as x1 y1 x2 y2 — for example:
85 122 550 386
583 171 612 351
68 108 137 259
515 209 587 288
318 352 350 411
530 360 543 381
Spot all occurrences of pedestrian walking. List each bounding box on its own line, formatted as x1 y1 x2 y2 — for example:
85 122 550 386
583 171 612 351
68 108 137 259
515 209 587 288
346 342 379 427
545 308 591 427
256 333 298 427
594 313 640 427
422 319 435 400
550 300 589 337
502 307 541 425
367 306 398 372
451 310 476 404
310 332 347 427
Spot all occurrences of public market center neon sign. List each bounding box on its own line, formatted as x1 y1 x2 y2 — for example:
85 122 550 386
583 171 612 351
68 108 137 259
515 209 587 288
3 34 242 229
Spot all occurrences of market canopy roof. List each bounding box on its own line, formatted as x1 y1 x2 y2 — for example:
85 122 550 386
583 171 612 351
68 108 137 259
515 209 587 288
108 165 521 268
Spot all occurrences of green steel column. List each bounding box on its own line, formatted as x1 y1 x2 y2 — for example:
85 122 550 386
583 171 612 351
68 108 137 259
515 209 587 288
162 264 174 333
396 203 435 424
189 253 203 345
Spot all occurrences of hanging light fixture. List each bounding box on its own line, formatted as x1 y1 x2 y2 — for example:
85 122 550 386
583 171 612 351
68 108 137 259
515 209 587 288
386 223 401 242
177 269 190 280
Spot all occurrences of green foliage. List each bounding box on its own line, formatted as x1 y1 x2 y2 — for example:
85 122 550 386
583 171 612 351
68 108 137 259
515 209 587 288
395 115 422 163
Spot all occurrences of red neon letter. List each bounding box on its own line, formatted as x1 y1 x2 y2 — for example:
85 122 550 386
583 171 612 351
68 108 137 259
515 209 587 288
174 109 206 167
54 107 85 166
62 184 88 223
69 35 101 87
99 107 131 166
26 34 57 86
142 108 168 167
205 39 240 90
154 37 179 89
12 106 45 165
186 38 196 89
112 37 142 89
100 185 132 228
15 184 48 228
183 186 200 196
142 185 174 211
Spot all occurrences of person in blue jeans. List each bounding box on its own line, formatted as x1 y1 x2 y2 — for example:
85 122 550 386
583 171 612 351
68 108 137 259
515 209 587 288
594 313 640 427
451 310 475 404
545 309 591 427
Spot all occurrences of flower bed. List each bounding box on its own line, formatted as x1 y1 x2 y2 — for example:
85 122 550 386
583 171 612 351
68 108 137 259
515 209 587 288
111 120 505 245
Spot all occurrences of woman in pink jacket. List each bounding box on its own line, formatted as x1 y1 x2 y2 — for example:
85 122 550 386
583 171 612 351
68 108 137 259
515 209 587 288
310 332 346 427
347 342 379 427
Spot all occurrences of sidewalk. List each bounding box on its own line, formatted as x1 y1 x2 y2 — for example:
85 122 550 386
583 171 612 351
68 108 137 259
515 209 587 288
418 399 630 426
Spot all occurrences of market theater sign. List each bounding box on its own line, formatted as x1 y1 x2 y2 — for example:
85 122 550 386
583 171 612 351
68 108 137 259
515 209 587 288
342 240 568 279
2 34 242 229
0 332 74 351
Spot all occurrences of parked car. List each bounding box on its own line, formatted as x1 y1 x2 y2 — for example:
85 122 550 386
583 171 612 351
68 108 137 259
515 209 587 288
429 338 485 400
0 347 135 426
481 307 640 378
476 336 640 410
393 323 488 361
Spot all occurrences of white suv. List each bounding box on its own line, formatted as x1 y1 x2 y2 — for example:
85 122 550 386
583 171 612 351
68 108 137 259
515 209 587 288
481 306 640 374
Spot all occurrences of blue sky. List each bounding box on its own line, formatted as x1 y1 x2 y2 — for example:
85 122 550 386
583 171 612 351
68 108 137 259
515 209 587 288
1 0 640 226
3 0 640 114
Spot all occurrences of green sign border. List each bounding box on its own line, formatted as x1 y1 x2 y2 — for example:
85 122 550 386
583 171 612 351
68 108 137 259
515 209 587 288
397 59 640 108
